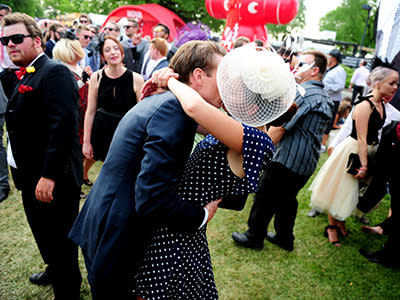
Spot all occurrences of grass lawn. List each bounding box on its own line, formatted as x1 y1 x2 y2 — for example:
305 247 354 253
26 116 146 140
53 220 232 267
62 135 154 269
1 155 399 300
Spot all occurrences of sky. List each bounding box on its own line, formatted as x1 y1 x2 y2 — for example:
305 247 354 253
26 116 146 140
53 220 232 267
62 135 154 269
302 0 343 38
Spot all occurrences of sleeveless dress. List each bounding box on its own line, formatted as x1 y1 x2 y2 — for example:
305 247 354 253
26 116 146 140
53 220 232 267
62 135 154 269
310 97 386 221
134 124 275 299
72 72 88 145
91 70 136 161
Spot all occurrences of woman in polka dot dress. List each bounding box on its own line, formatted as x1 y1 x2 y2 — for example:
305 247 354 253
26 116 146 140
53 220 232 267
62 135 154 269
135 45 297 300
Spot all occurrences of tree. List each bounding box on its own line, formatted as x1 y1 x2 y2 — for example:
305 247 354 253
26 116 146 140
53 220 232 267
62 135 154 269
267 0 306 40
319 0 377 48
3 0 44 17
146 0 225 32
41 0 225 32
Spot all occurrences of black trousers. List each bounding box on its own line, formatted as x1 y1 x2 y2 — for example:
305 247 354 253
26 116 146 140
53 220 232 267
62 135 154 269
351 85 364 103
247 162 309 243
382 142 400 261
20 179 82 299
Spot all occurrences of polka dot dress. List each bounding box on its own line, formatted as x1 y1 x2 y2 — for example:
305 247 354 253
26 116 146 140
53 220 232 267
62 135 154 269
134 125 274 299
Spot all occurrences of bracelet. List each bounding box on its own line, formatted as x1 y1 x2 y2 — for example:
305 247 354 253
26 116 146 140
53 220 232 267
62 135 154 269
356 168 367 174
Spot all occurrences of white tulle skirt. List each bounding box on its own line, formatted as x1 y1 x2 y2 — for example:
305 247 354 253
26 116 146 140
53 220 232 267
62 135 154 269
309 137 369 221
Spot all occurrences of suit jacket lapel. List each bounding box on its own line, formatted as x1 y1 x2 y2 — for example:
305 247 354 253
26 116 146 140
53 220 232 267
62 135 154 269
8 54 48 104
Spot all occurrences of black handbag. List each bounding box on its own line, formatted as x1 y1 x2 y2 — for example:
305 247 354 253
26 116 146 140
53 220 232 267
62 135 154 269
218 193 248 211
346 153 361 175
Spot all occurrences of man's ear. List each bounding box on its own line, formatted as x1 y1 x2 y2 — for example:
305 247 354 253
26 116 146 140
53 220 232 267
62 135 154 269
191 67 204 84
311 66 320 77
35 36 42 50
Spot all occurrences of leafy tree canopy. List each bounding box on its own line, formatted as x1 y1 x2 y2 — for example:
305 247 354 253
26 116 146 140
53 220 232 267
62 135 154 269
319 0 377 48
2 0 44 18
39 0 224 32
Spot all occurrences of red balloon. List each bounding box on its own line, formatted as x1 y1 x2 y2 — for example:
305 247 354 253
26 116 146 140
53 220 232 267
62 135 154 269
206 0 299 41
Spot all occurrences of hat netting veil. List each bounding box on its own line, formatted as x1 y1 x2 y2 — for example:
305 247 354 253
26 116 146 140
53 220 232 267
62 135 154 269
217 43 297 127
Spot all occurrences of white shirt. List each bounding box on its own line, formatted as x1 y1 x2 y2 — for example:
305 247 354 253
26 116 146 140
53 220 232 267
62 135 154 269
323 64 347 102
350 65 370 87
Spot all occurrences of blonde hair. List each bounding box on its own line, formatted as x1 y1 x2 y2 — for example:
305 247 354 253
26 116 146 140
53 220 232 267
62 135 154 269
366 67 398 88
75 24 90 35
53 38 85 64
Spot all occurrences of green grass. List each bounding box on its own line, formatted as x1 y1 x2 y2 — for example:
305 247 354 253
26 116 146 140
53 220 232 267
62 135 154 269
1 155 399 300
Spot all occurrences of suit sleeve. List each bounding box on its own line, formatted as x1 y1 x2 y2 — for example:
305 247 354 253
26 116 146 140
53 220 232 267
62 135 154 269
40 64 79 180
134 99 205 232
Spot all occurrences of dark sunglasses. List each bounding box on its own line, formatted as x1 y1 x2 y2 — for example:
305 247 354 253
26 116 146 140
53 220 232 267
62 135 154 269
0 34 33 46
298 61 315 68
80 20 88 24
104 27 116 31
0 4 10 10
123 25 133 29
83 35 92 40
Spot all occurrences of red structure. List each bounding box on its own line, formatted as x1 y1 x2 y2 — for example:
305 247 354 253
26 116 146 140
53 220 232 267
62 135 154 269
102 4 185 42
206 0 299 49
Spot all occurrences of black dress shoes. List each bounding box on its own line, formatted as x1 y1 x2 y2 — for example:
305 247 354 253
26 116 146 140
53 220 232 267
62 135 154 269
232 231 264 250
359 249 399 268
29 271 52 286
265 232 294 252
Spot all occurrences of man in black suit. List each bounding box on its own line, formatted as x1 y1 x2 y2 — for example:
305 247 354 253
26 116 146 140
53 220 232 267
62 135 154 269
1 13 82 299
359 121 400 268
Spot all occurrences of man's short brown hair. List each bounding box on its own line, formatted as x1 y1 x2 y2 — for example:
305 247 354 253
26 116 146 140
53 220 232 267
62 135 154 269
169 41 226 84
303 50 328 76
151 38 168 57
1 12 44 49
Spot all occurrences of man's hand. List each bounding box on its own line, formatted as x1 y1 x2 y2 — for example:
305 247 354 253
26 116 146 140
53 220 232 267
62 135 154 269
35 177 55 203
205 198 222 223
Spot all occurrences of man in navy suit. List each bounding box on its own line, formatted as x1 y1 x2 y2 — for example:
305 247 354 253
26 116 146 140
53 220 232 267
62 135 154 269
69 40 226 299
1 13 82 299
141 37 169 80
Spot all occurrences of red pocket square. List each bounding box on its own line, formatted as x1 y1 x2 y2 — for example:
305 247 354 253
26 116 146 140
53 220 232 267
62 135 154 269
18 84 33 93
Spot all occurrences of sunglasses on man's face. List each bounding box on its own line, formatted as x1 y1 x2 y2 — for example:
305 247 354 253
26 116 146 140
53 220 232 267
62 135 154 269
83 35 92 40
124 25 133 29
0 34 33 46
104 27 116 32
80 19 88 24
0 4 10 10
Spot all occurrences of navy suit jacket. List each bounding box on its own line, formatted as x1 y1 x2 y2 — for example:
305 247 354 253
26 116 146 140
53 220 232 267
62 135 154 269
150 58 169 77
44 40 55 58
69 91 205 285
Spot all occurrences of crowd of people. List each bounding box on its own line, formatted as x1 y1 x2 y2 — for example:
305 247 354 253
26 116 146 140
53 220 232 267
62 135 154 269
0 3 400 300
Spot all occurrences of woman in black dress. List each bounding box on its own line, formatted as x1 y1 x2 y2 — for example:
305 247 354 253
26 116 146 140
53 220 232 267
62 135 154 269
82 35 143 162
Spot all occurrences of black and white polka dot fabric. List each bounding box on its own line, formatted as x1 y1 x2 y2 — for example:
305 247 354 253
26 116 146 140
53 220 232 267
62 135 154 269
135 124 274 299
